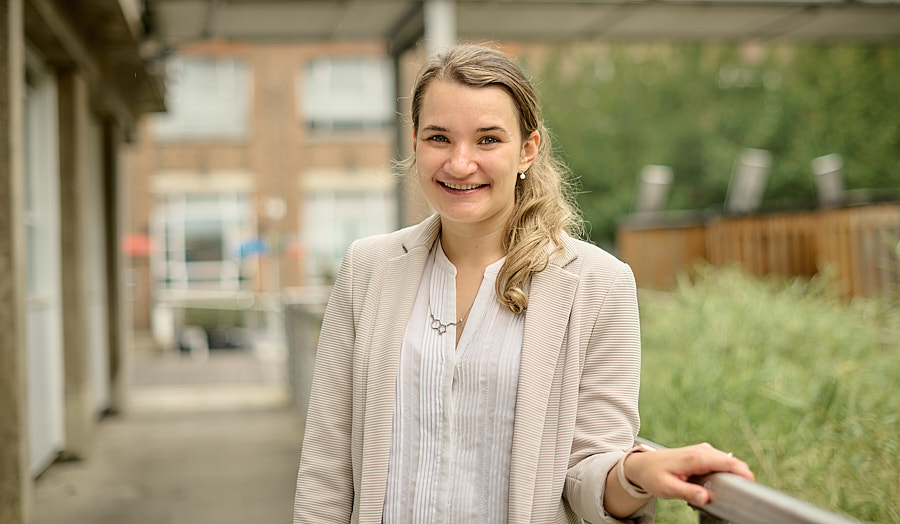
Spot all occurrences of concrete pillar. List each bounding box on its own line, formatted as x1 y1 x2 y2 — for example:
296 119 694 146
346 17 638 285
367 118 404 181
57 68 94 459
424 0 456 56
102 119 130 414
0 1 32 522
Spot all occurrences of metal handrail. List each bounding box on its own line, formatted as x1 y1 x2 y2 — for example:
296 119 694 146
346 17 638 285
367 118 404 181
635 438 859 524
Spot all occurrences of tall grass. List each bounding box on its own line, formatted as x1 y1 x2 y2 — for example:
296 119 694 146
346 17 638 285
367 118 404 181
638 267 900 523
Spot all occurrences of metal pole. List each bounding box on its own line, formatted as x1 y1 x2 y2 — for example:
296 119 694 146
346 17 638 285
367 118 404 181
424 0 456 56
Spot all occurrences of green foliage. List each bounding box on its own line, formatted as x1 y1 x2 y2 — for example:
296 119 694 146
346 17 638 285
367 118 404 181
638 267 900 523
532 43 900 246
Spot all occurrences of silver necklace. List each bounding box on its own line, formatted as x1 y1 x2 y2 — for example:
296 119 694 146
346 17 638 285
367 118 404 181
427 244 471 336
428 303 469 335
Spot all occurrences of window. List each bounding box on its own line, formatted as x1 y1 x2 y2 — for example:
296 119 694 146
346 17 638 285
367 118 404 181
153 193 253 289
151 57 251 141
23 52 65 476
302 57 394 132
24 65 60 300
303 185 396 283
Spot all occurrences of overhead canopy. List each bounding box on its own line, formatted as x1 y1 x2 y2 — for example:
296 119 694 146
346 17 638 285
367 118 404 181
26 0 165 120
146 0 900 51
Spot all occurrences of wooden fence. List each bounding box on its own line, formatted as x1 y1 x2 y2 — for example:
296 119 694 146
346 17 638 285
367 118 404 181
618 203 900 300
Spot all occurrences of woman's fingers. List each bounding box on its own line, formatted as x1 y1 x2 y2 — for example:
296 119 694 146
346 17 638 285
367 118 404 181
677 444 754 481
726 455 755 482
625 443 755 506
653 470 711 506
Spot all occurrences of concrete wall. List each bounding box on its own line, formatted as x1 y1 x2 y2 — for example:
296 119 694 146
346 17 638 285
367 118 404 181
0 1 32 522
0 0 158 520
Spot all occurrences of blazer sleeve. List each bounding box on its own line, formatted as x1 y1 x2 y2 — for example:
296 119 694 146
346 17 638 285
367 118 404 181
294 242 359 523
564 263 656 524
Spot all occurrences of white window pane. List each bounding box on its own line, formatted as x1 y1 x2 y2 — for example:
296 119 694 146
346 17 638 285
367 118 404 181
152 57 251 141
303 188 395 282
155 192 252 289
303 58 393 131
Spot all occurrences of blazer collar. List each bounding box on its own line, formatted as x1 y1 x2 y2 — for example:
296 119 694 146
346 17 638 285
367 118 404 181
400 213 442 255
357 214 440 519
508 235 581 521
546 231 580 271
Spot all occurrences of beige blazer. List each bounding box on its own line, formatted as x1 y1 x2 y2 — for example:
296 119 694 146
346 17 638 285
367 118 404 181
294 215 654 523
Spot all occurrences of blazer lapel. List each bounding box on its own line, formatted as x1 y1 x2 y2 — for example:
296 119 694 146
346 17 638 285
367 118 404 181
357 215 441 521
508 242 579 522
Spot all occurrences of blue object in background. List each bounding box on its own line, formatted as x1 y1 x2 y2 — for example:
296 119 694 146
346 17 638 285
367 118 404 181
237 238 268 259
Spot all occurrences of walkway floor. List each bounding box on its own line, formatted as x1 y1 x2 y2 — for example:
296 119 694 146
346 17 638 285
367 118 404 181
32 344 304 524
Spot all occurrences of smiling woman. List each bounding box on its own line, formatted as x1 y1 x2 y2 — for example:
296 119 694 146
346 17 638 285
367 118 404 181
292 44 753 524
414 81 536 253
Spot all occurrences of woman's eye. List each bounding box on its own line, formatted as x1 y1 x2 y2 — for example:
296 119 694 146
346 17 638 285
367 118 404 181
426 135 449 143
479 136 500 145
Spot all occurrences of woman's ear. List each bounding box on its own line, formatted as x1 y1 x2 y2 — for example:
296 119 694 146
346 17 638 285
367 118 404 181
519 130 540 172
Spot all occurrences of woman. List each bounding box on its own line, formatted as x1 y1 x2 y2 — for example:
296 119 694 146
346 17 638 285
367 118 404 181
294 44 753 523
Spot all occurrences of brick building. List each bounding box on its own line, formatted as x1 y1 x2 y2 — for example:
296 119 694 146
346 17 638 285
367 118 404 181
123 40 415 348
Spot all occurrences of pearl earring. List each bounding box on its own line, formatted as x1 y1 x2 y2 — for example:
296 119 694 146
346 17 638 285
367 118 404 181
519 171 526 180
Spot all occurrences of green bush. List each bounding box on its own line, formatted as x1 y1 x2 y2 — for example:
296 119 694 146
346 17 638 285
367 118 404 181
638 267 900 523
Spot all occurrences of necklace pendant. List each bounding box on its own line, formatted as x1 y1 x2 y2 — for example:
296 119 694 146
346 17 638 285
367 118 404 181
431 317 447 334
429 313 451 335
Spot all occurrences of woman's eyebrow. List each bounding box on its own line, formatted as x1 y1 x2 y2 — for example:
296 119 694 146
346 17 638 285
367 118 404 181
477 126 511 136
420 124 511 136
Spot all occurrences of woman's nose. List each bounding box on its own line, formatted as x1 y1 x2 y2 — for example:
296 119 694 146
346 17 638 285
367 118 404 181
445 144 477 175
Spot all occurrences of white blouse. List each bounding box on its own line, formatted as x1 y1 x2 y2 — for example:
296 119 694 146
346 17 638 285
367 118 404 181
383 241 526 523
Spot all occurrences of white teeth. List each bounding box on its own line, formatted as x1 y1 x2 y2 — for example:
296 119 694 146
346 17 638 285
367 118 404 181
443 182 481 190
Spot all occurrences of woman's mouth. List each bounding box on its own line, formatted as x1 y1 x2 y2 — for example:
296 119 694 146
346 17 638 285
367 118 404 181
441 181 486 191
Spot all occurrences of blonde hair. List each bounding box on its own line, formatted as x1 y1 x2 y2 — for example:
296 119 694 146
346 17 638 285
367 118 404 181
408 44 582 313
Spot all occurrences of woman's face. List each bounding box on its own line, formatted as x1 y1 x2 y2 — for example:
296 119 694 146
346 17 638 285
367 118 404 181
414 80 538 233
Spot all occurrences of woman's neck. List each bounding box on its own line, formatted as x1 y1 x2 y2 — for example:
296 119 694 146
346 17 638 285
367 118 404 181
439 220 506 271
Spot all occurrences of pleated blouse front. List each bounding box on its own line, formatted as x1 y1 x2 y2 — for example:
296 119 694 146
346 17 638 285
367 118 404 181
383 241 526 524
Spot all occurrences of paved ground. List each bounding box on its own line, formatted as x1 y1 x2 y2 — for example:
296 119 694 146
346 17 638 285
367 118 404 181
32 344 304 524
